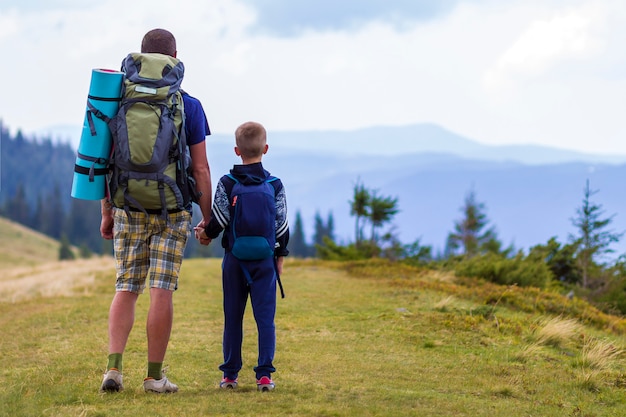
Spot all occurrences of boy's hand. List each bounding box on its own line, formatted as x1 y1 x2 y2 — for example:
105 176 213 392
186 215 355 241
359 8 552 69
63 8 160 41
193 226 211 246
276 256 285 275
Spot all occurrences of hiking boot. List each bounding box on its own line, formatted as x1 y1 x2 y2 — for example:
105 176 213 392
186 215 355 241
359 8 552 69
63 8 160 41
220 377 238 389
143 375 179 393
256 376 275 392
100 369 124 393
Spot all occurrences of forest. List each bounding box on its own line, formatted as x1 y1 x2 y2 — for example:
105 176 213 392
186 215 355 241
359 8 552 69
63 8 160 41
1 123 625 315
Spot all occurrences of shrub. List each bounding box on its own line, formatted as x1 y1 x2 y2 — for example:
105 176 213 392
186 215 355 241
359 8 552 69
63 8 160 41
454 253 554 288
317 237 379 261
591 274 626 315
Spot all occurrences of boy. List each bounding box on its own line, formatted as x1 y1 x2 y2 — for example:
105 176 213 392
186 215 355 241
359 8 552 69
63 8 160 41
196 121 289 391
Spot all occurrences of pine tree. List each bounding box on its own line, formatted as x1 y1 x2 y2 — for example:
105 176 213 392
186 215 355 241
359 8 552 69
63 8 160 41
289 210 309 257
368 191 399 245
43 184 66 239
59 234 75 260
4 183 30 225
447 189 498 258
570 180 623 288
350 179 370 246
313 211 327 247
326 211 335 243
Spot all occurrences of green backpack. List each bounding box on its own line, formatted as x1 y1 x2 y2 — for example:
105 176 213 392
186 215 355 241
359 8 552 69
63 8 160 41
108 52 195 218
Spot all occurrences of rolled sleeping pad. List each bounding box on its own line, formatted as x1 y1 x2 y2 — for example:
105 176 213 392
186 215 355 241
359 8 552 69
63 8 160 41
71 68 123 200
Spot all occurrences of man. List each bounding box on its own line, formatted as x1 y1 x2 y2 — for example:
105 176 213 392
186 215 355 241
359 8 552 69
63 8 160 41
99 28 212 394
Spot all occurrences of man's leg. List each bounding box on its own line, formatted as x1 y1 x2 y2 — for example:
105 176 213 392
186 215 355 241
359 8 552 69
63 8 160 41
142 210 189 393
108 290 139 354
101 290 139 392
147 287 173 364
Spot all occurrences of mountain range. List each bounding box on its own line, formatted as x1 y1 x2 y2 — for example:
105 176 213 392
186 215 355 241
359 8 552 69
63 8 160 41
38 122 626 256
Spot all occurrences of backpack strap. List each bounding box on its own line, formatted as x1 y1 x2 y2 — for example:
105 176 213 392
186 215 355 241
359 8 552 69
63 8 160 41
274 257 285 299
86 101 114 137
75 152 109 182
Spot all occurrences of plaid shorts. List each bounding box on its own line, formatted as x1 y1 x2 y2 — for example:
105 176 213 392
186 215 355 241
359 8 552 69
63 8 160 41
113 208 192 293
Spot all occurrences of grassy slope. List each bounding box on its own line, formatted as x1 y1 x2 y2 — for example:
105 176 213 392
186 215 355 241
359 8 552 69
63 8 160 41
0 258 625 417
0 216 62 266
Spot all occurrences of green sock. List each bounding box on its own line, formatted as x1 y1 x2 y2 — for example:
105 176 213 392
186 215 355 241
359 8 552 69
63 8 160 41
147 362 163 380
107 353 123 372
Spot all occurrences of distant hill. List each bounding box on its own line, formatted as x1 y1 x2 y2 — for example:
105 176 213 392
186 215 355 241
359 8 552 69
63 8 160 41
197 129 626 255
0 216 62 267
6 121 626 257
208 123 626 165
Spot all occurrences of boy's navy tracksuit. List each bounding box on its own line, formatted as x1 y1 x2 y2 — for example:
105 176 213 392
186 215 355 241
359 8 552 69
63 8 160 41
204 162 289 380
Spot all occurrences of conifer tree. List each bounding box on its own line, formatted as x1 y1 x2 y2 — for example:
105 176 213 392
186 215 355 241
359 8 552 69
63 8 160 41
326 211 335 243
368 191 399 244
570 180 623 288
447 189 497 258
350 179 370 246
43 184 66 239
289 210 310 257
59 234 75 260
4 183 30 225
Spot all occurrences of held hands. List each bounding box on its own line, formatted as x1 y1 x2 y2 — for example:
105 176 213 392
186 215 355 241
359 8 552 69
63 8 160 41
194 220 211 246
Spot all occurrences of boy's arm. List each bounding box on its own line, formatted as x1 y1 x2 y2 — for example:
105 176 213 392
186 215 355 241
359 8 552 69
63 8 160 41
275 183 289 257
204 179 230 239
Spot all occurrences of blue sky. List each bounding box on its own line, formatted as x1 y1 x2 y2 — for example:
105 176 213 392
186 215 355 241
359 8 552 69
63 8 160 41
0 0 625 155
238 0 464 34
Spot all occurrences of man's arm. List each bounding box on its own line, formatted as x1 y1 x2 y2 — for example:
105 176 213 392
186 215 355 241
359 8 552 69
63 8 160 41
190 141 212 224
100 199 114 240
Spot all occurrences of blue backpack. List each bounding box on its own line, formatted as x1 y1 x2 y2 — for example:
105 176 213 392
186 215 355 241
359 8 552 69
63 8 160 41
226 174 285 298
227 174 278 260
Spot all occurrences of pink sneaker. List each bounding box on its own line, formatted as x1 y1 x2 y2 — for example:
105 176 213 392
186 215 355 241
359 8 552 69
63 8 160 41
220 377 238 389
256 376 275 392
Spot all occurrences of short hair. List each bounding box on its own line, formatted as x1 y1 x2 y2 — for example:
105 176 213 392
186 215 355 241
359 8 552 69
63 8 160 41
235 122 267 159
141 28 176 57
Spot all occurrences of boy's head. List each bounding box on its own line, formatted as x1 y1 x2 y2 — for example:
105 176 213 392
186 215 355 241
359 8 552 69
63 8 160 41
141 28 177 57
235 122 268 162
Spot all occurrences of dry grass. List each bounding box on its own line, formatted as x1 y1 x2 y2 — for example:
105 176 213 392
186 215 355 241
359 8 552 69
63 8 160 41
433 295 456 311
535 316 582 348
0 257 114 302
581 337 624 370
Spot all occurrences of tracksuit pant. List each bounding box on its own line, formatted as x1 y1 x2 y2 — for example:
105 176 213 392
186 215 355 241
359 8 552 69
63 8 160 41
219 252 277 380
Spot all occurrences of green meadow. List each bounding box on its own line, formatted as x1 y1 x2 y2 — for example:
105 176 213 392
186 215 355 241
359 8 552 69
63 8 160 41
0 218 625 416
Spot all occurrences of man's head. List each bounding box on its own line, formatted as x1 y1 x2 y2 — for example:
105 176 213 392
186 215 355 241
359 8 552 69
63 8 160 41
235 122 268 161
141 28 177 57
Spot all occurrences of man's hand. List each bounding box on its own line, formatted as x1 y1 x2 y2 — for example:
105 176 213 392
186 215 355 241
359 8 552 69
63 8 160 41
194 223 211 246
100 199 114 239
100 215 114 240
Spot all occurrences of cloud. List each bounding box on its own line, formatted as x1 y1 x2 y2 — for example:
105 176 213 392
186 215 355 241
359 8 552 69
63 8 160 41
484 3 606 92
0 9 18 40
238 0 463 35
1 0 626 156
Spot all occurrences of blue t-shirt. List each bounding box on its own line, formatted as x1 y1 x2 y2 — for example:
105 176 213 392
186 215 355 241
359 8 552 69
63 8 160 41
182 93 210 145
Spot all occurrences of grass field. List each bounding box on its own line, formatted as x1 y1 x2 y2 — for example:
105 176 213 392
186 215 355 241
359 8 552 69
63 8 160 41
1 256 625 417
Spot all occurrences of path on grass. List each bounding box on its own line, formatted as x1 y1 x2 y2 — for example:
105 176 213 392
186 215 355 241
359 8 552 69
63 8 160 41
0 257 114 303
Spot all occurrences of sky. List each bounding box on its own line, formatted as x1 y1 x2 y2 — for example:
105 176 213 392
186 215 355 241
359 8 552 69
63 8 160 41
1 0 625 155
